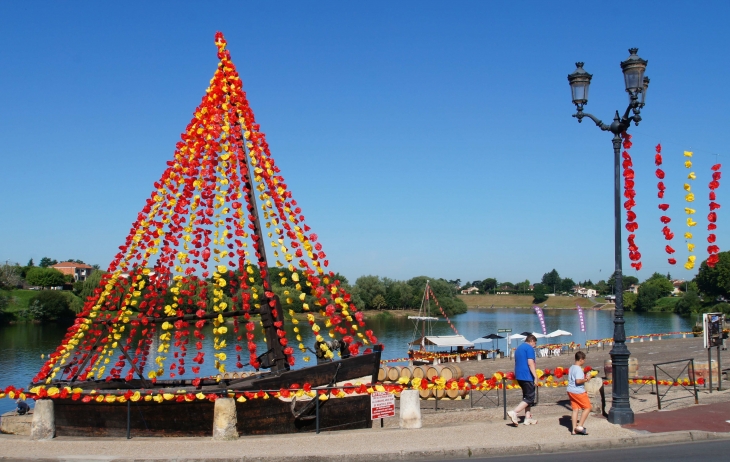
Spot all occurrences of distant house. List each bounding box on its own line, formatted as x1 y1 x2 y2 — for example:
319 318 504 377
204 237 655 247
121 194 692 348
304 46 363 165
671 279 685 296
627 284 640 294
460 287 479 295
52 262 94 282
573 287 598 298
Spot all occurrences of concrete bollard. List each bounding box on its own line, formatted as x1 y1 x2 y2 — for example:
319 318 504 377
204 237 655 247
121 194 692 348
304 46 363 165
649 337 653 342
30 399 55 440
630 338 634 343
212 398 238 440
477 354 482 361
658 336 662 340
683 334 687 338
584 377 605 415
640 338 643 342
399 390 422 429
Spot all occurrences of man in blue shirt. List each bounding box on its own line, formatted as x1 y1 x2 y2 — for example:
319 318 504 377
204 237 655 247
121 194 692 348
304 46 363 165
507 334 538 425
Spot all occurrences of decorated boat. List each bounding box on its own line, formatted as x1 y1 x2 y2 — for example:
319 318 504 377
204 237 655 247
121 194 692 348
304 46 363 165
407 281 482 364
22 32 382 437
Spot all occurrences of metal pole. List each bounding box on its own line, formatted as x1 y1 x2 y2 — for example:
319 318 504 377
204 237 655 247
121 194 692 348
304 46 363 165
654 364 661 410
717 345 722 391
502 378 507 420
708 348 713 393
690 359 698 404
127 400 131 439
607 131 635 425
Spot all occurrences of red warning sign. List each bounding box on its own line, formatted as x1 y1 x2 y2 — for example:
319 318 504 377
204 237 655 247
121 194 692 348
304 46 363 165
371 391 395 420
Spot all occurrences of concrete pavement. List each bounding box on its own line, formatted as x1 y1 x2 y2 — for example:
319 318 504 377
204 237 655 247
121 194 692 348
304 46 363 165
1 405 730 462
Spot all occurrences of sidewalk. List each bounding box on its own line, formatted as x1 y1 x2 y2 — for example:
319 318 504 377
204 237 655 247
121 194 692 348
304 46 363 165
1 404 729 462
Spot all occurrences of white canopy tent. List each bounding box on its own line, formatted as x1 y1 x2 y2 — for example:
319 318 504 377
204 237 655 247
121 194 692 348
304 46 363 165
409 335 474 348
509 332 547 341
547 329 573 338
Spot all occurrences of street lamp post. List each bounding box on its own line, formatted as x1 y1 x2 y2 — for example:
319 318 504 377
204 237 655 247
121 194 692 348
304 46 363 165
568 48 650 425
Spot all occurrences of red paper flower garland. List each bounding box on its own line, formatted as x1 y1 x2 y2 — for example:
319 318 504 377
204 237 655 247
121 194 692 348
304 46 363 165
707 163 722 268
622 132 641 270
427 287 459 335
654 144 676 265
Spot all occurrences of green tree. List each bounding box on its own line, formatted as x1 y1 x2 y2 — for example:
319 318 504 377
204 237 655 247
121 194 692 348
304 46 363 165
79 270 105 301
695 251 730 300
623 292 637 311
25 267 66 288
643 272 673 298
0 263 23 290
533 292 548 304
385 281 414 309
481 278 498 293
371 294 387 310
514 279 531 294
559 277 576 293
27 258 34 267
353 275 386 309
541 269 561 293
635 284 660 312
25 290 73 321
594 280 609 295
38 257 58 268
675 291 702 315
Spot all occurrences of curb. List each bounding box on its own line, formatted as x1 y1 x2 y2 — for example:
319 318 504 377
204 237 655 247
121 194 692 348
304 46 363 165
1 430 730 462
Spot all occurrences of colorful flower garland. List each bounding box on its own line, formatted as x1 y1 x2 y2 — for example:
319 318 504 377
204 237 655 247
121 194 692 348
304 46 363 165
655 144 677 265
707 163 722 267
622 132 642 270
683 151 697 270
428 286 459 335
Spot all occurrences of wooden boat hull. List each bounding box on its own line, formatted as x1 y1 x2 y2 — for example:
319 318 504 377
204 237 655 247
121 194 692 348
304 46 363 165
51 347 381 437
53 394 372 437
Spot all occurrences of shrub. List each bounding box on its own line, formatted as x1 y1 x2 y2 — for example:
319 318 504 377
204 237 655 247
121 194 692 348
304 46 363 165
25 290 73 321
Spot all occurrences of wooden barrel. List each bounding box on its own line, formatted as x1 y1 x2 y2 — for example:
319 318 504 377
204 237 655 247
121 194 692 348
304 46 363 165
628 357 639 378
378 366 388 382
446 389 469 399
425 365 442 380
440 364 463 380
418 387 432 399
399 366 413 381
433 388 446 400
411 365 427 379
387 366 401 382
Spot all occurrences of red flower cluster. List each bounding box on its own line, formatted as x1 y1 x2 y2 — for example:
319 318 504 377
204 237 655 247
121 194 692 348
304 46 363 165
707 163 722 267
622 132 641 270
654 144 676 265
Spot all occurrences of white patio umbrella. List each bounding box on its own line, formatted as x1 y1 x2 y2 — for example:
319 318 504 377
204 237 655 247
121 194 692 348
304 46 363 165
471 337 494 344
546 329 573 338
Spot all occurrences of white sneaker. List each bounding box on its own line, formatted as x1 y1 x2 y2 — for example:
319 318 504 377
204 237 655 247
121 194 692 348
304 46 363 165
507 411 519 425
523 418 538 425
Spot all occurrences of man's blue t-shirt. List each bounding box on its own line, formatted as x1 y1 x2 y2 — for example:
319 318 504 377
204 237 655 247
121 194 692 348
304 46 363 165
514 342 536 381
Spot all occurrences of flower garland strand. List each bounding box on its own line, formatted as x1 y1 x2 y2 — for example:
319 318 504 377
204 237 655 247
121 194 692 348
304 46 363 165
655 143 677 265
683 151 697 270
428 286 459 335
707 163 722 267
622 132 641 270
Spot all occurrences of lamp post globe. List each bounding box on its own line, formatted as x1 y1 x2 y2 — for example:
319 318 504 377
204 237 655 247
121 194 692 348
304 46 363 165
567 49 651 425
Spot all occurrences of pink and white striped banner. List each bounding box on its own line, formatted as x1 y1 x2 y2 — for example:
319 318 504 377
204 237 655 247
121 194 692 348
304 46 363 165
533 305 547 335
576 305 586 333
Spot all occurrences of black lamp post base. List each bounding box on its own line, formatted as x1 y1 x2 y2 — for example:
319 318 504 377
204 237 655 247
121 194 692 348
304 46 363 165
607 406 635 425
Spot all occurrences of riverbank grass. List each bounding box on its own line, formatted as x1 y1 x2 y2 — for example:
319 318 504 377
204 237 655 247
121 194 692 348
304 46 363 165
458 294 597 309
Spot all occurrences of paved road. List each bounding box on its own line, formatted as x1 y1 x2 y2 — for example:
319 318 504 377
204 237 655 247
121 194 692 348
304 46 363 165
420 439 730 461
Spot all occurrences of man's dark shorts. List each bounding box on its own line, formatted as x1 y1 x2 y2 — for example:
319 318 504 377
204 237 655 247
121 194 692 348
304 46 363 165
517 380 536 406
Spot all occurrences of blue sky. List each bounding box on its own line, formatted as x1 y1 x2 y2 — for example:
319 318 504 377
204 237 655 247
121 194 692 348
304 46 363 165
0 1 727 286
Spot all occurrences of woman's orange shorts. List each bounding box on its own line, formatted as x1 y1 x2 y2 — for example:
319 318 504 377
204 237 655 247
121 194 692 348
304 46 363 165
568 392 591 410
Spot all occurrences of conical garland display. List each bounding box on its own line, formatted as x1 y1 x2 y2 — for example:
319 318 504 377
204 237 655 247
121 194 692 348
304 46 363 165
34 32 377 386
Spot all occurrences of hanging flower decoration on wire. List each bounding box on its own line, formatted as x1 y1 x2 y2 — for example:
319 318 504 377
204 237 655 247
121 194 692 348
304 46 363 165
683 151 697 270
707 163 722 267
655 144 676 265
622 132 641 270
428 286 459 335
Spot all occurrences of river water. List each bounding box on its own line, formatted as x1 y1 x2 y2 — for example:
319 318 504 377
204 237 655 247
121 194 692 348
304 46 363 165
0 308 693 414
